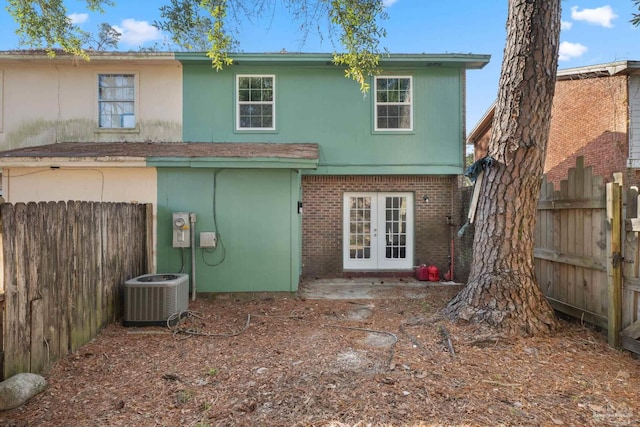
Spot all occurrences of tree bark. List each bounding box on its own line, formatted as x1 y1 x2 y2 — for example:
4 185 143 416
444 0 561 336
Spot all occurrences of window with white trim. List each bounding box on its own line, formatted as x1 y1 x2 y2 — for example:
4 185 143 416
98 74 136 129
236 75 275 130
374 76 412 131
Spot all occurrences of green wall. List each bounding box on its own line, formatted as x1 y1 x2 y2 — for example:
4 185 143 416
181 63 465 175
156 167 301 293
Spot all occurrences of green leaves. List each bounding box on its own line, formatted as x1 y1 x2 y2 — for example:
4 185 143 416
7 0 88 58
7 0 116 57
155 0 235 69
6 0 388 90
330 0 387 93
632 0 640 26
202 0 234 70
155 0 218 52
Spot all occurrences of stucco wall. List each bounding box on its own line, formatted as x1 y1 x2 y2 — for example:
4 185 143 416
0 58 182 149
2 166 159 271
3 166 156 204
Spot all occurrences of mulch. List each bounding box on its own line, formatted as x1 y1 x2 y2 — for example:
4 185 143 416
1 286 638 426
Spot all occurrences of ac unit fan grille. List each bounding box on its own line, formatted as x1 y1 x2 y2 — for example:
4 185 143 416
123 274 188 326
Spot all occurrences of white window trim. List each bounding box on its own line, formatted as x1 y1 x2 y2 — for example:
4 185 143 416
343 192 414 271
95 72 140 132
374 75 413 132
235 74 276 131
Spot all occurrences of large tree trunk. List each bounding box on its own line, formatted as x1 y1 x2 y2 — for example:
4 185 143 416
445 0 561 336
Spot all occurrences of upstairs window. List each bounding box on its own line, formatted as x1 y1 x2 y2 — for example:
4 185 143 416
236 75 275 130
374 76 412 131
98 74 136 129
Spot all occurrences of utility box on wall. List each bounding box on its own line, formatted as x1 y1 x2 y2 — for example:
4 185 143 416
172 212 191 247
200 232 217 248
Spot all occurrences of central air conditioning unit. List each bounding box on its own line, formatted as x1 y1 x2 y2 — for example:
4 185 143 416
123 273 189 326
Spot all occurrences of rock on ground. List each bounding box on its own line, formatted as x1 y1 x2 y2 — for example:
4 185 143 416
0 373 47 411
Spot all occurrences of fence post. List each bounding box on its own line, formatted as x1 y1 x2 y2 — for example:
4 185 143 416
606 178 623 348
146 203 154 274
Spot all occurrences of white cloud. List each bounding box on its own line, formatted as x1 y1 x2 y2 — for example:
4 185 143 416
113 19 162 47
558 41 587 61
570 5 617 28
561 20 573 30
383 0 399 7
68 13 89 25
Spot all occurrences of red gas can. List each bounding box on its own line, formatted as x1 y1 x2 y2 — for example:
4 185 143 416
427 265 440 282
415 265 429 281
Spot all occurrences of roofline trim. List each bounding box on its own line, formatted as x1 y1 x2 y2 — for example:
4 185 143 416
0 51 177 62
467 100 496 143
0 158 147 168
557 60 640 79
176 52 491 69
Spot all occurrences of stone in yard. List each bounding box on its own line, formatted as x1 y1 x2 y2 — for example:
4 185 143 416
0 373 46 411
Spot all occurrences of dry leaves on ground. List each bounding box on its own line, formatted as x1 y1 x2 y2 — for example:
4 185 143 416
1 286 639 426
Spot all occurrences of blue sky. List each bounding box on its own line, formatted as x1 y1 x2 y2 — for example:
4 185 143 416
1 1 639 130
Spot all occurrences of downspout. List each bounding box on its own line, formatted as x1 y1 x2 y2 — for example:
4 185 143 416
190 212 197 300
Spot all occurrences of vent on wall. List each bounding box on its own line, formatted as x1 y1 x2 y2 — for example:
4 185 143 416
123 274 189 326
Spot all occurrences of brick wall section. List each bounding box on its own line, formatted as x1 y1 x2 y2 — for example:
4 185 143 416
302 175 456 278
473 74 632 188
546 74 629 187
455 184 475 283
465 75 633 285
473 129 492 162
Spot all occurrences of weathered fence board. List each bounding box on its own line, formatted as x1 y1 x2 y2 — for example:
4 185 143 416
0 201 151 379
535 156 640 353
621 187 640 354
606 177 623 347
535 157 609 329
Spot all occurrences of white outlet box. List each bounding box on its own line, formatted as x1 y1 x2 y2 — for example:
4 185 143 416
200 232 217 248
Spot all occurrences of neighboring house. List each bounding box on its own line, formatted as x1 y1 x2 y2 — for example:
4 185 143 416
0 51 489 294
0 51 183 148
468 61 640 187
0 50 183 268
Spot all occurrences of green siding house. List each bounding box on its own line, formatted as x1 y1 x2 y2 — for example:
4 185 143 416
0 51 489 295
158 53 489 293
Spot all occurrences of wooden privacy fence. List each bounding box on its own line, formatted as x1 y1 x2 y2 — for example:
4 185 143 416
534 156 640 354
0 201 152 380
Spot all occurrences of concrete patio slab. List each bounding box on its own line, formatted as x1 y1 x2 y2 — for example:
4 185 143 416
298 277 463 300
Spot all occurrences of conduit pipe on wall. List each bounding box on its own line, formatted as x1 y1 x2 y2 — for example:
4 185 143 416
190 212 197 301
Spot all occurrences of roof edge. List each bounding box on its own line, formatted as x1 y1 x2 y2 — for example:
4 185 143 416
467 101 496 143
176 52 491 69
557 60 640 79
0 50 177 62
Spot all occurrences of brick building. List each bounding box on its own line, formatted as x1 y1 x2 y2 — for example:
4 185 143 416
302 175 456 278
468 61 640 188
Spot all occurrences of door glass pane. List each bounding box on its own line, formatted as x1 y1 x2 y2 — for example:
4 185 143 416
384 196 407 259
348 196 372 259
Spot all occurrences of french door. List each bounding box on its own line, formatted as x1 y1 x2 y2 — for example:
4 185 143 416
343 192 414 270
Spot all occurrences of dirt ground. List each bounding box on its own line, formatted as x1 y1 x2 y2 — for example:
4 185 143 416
1 284 639 427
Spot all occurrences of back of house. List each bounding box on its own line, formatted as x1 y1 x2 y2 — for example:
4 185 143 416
0 51 489 293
